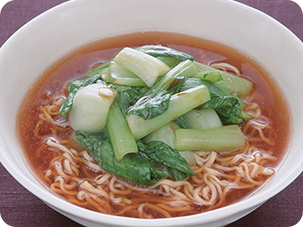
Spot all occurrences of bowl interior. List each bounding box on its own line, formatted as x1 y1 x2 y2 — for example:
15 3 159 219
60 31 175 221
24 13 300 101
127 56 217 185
1 0 303 226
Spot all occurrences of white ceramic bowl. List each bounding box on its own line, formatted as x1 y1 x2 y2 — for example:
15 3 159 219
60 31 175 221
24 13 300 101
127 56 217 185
0 0 303 226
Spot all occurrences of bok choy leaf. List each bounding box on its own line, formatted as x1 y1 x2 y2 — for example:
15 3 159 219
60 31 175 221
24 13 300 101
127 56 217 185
76 131 164 186
136 45 195 62
180 78 246 125
127 90 172 119
112 85 144 116
76 131 194 186
127 60 197 120
203 96 244 125
137 140 194 181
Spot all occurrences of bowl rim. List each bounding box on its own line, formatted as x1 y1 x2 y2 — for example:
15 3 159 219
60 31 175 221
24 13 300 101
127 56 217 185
1 0 303 226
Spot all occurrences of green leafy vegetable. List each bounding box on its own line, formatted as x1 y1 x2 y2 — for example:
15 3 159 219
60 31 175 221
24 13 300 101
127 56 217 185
156 56 182 68
106 102 138 161
180 78 246 125
173 116 188 129
76 131 193 185
183 109 222 130
108 61 146 86
76 131 162 186
112 85 144 116
127 90 172 119
127 60 197 120
127 84 210 139
137 140 194 181
136 45 195 62
179 78 203 92
203 96 244 125
201 80 231 98
194 71 223 83
113 47 170 87
58 45 255 187
59 66 108 117
175 125 246 152
68 83 117 133
180 78 230 98
193 61 253 96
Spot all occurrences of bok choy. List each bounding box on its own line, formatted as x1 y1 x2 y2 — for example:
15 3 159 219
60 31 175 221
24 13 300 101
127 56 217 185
59 45 253 186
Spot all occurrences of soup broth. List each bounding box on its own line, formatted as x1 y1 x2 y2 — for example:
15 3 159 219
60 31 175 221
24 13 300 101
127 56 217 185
17 32 290 218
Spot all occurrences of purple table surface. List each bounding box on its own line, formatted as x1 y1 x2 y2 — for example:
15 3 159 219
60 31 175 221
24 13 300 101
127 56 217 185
0 0 302 226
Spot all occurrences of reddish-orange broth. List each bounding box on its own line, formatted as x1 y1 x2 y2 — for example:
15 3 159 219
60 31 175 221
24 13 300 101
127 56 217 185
17 32 290 218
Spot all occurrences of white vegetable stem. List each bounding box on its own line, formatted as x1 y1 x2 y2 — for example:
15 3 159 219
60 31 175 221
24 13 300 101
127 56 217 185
69 84 117 133
193 61 253 96
143 122 196 166
143 122 178 148
175 125 246 152
108 61 146 86
113 47 170 87
126 85 210 140
183 109 223 130
106 102 138 161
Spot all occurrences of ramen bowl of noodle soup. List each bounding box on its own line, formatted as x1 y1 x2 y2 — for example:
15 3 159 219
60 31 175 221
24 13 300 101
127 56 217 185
0 0 303 226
